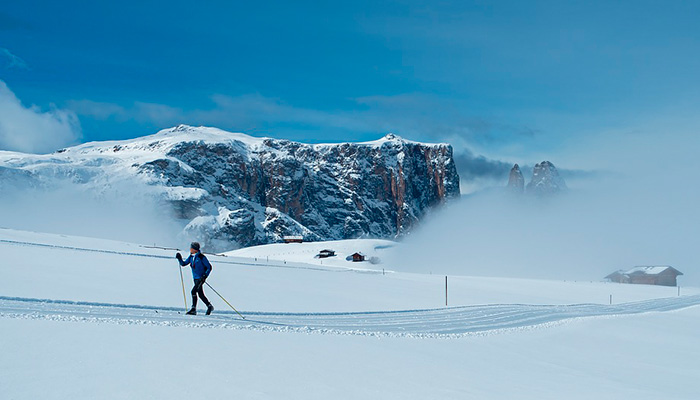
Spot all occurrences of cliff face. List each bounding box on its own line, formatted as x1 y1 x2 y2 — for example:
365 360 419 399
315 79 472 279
0 125 459 251
151 128 461 249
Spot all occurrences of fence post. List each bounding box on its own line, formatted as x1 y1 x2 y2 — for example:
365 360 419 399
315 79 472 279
445 276 448 306
609 294 612 305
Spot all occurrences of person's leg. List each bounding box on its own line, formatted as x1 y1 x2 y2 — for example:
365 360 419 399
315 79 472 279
190 280 201 308
197 281 211 306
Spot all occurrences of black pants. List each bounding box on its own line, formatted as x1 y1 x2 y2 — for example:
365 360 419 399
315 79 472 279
191 278 211 308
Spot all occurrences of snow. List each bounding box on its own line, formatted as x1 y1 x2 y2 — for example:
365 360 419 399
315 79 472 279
1 227 699 399
0 125 267 184
224 239 396 270
625 266 676 275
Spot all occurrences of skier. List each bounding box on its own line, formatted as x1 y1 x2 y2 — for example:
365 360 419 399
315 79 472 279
176 242 214 315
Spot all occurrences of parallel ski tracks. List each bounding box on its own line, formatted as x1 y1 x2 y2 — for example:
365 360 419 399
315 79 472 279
1 295 699 338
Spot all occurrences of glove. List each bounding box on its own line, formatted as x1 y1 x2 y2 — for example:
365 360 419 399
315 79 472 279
201 275 208 282
176 252 182 260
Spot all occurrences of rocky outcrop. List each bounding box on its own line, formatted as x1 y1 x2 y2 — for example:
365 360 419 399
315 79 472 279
507 164 525 194
505 161 567 197
161 131 461 249
525 161 567 196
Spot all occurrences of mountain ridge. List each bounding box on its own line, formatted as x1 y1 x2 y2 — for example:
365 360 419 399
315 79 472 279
0 125 461 251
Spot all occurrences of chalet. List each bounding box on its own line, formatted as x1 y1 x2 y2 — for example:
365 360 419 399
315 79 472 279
318 249 336 258
351 252 366 262
283 236 303 244
605 266 683 287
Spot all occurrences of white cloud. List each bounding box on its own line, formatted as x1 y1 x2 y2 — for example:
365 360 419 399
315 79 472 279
67 92 536 151
65 99 125 120
66 99 182 126
0 80 81 153
0 48 27 69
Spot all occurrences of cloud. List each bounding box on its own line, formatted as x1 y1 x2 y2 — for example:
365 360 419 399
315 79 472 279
0 80 81 153
454 148 601 195
0 177 181 247
66 99 126 120
391 121 700 285
133 101 184 125
68 92 539 150
454 149 513 183
0 48 28 69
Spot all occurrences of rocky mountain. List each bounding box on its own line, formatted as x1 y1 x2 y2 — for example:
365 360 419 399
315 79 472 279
505 161 567 196
526 161 567 196
507 164 525 194
0 125 460 251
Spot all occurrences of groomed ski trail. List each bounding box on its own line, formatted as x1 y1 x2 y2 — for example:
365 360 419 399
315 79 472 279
1 295 699 338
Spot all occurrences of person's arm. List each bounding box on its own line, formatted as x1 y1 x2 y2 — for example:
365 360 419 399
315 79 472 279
177 253 192 267
202 255 212 277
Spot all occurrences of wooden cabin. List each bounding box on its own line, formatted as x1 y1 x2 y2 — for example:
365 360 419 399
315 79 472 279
318 249 336 258
282 236 303 244
351 252 365 262
605 266 683 287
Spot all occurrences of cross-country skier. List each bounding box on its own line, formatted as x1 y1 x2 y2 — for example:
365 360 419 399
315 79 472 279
176 242 214 315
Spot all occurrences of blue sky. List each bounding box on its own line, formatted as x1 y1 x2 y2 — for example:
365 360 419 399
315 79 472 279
1 1 699 175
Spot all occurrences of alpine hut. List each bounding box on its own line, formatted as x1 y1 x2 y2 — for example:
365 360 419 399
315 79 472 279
605 266 683 287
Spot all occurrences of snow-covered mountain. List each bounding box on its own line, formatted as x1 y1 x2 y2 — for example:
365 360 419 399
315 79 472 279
0 125 460 250
526 161 567 195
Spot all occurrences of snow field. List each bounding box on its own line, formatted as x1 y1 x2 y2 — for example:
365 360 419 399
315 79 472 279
2 227 699 399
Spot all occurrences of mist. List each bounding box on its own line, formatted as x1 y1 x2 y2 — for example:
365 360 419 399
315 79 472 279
0 180 182 248
392 126 700 286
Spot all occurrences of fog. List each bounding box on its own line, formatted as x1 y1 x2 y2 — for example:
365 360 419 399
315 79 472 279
1 120 697 286
392 127 700 286
0 181 182 248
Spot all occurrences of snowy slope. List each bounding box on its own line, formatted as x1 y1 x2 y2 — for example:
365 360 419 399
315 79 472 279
3 308 700 400
2 228 699 399
224 238 397 269
2 228 693 312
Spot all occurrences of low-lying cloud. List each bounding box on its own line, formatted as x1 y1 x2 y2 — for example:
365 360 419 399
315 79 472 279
0 80 81 153
453 149 601 194
0 179 181 247
393 125 700 286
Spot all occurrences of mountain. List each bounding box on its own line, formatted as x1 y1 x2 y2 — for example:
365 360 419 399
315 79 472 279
525 161 567 196
507 164 525 194
504 161 567 196
0 125 460 251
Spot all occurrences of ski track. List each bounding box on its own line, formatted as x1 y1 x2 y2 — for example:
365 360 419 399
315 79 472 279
1 295 699 339
3 236 699 338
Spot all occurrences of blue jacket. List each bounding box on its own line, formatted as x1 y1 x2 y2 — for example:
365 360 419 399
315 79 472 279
179 252 212 280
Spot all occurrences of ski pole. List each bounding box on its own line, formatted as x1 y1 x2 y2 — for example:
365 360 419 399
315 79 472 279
177 261 188 311
205 282 245 319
